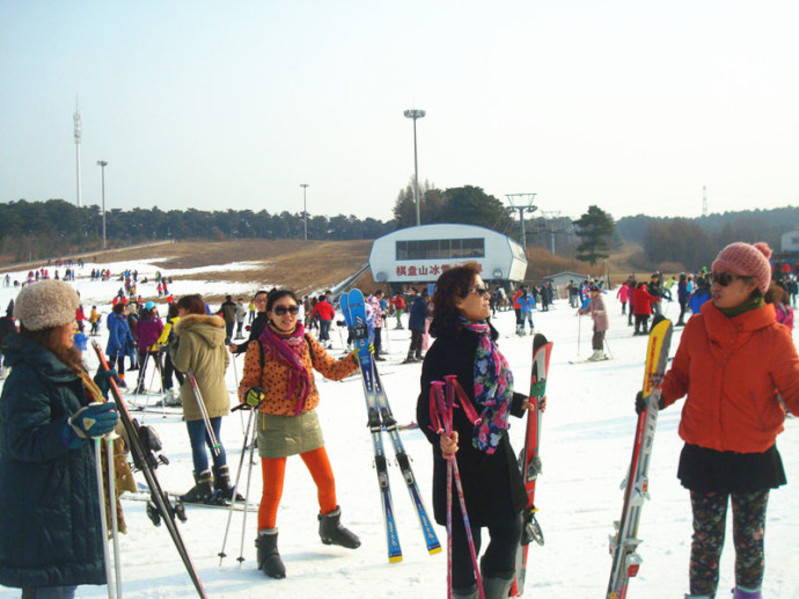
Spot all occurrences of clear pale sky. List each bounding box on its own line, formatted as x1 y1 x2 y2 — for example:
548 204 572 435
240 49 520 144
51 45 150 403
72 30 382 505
2 1 797 222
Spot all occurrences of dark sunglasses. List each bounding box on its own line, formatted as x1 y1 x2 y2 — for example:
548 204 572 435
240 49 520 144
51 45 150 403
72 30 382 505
272 305 299 316
466 285 490 297
710 271 749 287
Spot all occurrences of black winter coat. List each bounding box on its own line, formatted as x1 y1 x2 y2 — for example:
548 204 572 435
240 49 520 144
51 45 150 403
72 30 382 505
0 334 105 588
416 324 527 526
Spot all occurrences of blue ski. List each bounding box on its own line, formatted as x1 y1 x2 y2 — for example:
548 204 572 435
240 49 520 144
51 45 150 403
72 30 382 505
340 290 403 562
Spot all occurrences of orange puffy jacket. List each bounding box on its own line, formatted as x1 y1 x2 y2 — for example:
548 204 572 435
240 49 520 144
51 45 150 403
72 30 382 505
661 301 799 453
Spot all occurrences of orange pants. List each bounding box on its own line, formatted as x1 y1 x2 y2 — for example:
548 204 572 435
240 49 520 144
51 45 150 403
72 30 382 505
258 446 337 531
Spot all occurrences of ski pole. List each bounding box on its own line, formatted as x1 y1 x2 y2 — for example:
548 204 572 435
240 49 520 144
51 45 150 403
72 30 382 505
443 379 485 599
95 435 116 599
218 406 255 565
237 416 259 566
576 313 582 358
187 370 222 457
106 433 123 599
229 354 244 434
604 337 614 360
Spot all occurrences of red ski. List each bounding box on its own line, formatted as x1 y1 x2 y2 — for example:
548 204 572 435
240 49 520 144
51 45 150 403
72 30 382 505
512 333 554 597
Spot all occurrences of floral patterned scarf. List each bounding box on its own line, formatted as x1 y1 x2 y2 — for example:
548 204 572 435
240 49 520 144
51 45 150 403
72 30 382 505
259 322 311 415
460 318 514 454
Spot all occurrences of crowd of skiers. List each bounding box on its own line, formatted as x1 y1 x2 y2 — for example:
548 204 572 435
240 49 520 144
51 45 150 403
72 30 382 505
1 244 798 599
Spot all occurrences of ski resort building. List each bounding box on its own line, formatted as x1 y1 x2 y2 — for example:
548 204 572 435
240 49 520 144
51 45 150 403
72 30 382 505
369 223 527 285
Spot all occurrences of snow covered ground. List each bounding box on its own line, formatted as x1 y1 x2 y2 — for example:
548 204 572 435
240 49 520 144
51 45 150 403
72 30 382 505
1 260 798 599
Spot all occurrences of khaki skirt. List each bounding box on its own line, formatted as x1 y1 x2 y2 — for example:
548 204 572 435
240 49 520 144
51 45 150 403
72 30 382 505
257 410 324 459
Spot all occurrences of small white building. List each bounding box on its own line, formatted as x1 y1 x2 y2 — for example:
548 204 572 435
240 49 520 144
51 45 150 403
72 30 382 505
369 223 527 284
781 230 799 254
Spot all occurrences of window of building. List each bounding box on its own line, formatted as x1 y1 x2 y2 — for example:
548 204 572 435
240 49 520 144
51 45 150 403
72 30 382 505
396 238 485 261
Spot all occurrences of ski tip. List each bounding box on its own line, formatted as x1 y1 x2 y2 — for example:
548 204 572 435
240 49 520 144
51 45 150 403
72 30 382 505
388 555 403 563
428 546 443 555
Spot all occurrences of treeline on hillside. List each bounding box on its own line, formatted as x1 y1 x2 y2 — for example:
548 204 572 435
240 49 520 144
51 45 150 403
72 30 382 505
617 207 799 271
0 199 395 262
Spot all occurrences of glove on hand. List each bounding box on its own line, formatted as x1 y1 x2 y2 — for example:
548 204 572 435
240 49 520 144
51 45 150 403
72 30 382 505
244 386 265 409
635 391 665 414
69 402 119 439
93 368 119 399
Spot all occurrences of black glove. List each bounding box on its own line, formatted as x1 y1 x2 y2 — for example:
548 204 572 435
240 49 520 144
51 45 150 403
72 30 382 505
634 391 646 414
244 386 265 409
635 390 665 414
93 368 119 399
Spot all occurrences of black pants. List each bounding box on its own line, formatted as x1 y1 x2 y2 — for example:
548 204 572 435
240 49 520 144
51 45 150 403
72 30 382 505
634 314 649 334
162 351 184 390
408 330 423 358
452 511 523 589
373 327 382 355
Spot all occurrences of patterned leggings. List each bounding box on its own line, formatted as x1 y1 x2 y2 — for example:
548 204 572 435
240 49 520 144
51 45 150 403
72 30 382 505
689 490 769 597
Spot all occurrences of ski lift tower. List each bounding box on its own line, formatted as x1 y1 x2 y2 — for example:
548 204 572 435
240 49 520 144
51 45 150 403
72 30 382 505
505 193 537 248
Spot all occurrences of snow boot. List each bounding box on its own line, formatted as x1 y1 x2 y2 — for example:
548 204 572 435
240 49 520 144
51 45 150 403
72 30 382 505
255 529 286 579
318 506 361 549
587 350 606 361
163 389 181 407
732 589 762 599
117 373 127 388
452 585 478 599
482 575 513 599
213 465 245 502
180 470 216 504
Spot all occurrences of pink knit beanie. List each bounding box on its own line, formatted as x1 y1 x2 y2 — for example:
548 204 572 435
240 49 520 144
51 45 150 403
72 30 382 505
711 242 773 294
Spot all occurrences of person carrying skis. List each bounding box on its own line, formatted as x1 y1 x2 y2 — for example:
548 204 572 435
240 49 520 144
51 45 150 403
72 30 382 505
415 263 532 599
0 279 121 599
648 242 799 599
577 284 609 361
238 288 361 580
170 294 237 503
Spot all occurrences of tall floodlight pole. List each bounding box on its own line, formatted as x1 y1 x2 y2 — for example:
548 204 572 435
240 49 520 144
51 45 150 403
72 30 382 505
403 109 426 227
300 183 310 241
74 100 82 207
505 193 538 248
97 161 108 249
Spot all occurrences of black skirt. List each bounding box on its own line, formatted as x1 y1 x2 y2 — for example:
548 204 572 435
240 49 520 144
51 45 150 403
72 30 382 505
678 442 787 494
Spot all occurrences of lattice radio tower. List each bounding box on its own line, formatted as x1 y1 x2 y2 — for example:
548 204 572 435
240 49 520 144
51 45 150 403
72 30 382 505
74 98 82 208
505 193 537 247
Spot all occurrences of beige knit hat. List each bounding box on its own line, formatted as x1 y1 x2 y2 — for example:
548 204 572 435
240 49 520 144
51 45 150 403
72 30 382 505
14 279 80 331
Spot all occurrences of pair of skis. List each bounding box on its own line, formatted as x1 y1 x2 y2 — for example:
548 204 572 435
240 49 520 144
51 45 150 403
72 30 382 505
339 289 441 562
606 317 673 599
91 341 208 598
511 333 554 597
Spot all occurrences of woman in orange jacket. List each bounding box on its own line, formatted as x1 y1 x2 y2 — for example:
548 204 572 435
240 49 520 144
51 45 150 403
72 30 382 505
655 242 799 599
238 289 361 579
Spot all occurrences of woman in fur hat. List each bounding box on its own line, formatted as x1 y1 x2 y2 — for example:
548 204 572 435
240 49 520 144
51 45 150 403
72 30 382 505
0 279 120 598
169 293 236 503
649 242 799 599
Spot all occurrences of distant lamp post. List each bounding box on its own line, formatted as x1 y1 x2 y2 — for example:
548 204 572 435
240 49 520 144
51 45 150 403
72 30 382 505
97 160 108 249
300 183 310 241
403 109 426 227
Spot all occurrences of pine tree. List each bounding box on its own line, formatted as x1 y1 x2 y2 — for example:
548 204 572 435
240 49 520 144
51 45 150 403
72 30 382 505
574 205 615 265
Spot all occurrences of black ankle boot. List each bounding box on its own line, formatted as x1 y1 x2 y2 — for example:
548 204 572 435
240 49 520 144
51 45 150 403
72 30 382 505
255 529 286 579
180 470 216 504
213 465 244 502
318 506 360 549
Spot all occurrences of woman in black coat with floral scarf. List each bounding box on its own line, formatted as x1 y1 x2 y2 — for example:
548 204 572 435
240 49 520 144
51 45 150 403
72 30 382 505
416 263 530 599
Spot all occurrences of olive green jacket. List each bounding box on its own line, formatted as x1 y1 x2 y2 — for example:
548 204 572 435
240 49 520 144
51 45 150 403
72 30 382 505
170 314 230 422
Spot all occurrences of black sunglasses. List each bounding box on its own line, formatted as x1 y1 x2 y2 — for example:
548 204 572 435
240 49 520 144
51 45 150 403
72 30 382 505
272 305 299 316
465 285 490 297
710 272 749 287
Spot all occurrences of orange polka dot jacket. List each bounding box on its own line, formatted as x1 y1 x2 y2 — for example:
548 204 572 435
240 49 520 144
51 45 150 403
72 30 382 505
238 323 359 416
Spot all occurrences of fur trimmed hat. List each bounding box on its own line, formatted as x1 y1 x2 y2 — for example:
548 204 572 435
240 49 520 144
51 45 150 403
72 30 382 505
711 241 773 294
14 279 80 331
